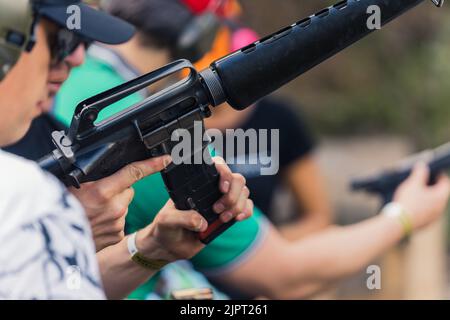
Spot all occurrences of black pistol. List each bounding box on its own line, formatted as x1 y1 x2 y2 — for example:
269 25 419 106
351 142 450 204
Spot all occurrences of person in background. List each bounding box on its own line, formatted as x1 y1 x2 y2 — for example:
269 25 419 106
54 0 450 300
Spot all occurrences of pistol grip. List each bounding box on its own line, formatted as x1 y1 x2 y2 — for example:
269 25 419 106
161 150 235 244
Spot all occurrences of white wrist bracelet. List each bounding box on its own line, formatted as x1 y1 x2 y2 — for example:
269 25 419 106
381 202 413 239
127 232 139 256
126 232 169 270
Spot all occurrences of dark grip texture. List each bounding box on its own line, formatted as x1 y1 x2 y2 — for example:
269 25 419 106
161 150 236 244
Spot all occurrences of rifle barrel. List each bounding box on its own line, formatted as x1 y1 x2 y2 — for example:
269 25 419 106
207 0 425 110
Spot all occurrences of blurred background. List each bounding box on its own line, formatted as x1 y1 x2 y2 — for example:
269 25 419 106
238 0 450 299
240 0 450 146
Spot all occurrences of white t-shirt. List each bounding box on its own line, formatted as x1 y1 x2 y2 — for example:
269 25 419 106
0 150 105 299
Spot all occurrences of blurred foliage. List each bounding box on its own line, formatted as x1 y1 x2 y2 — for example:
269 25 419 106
240 0 450 148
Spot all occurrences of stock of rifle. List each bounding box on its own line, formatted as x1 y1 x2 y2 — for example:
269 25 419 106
39 0 445 244
351 143 450 204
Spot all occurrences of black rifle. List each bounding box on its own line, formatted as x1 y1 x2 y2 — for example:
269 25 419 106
351 143 450 204
39 0 444 244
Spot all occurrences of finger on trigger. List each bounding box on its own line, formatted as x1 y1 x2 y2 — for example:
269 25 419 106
102 155 172 195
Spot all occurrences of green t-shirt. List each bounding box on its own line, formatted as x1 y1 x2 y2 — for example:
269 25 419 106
54 47 268 299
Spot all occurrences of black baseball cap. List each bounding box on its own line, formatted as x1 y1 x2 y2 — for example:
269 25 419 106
33 0 135 44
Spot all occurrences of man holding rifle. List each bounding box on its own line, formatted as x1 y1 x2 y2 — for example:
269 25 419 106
50 0 450 299
3 0 450 299
0 0 253 299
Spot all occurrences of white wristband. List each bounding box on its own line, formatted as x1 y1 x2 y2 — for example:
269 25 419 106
126 232 169 270
381 202 413 239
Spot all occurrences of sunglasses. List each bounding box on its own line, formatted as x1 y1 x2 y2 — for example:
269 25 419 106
47 28 91 65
